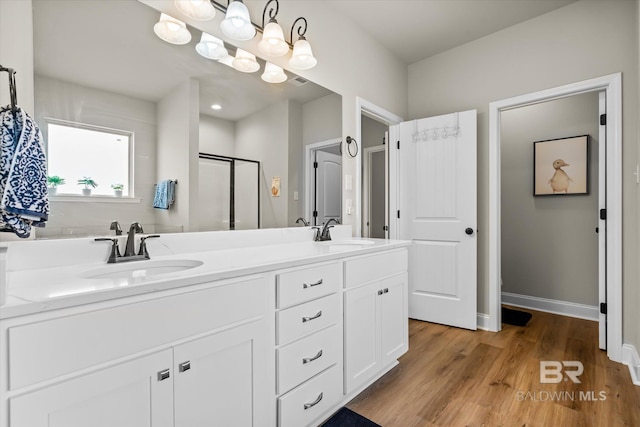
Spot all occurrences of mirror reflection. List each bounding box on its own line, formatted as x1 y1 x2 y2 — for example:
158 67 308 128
32 0 342 239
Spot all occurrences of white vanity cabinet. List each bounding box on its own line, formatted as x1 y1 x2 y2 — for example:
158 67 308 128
274 261 343 427
343 249 409 394
1 275 270 427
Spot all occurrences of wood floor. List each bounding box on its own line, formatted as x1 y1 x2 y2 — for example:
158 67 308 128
346 307 640 427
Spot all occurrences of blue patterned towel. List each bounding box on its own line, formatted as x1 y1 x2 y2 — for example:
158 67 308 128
153 179 175 209
0 105 49 238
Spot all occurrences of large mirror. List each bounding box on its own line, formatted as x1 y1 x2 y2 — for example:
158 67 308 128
32 0 342 239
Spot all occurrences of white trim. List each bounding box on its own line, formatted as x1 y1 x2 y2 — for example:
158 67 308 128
304 139 342 226
476 313 491 331
622 344 640 386
502 292 598 321
49 195 141 204
355 97 403 238
489 73 623 364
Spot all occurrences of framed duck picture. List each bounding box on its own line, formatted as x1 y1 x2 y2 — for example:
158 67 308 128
533 135 589 196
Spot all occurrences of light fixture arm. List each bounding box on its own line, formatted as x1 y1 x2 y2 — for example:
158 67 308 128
262 0 279 27
289 16 308 43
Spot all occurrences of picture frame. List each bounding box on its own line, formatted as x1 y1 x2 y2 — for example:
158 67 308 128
533 135 589 196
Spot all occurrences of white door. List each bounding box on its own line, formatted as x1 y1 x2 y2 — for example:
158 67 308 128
395 110 477 330
315 151 342 226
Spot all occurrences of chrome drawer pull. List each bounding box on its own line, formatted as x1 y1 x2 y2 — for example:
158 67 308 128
302 311 322 323
179 361 191 372
303 279 323 289
303 392 323 410
157 369 170 381
302 349 323 364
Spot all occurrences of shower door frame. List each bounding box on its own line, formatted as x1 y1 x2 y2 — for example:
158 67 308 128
199 153 261 230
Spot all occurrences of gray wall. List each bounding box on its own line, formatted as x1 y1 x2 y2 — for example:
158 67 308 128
362 115 387 149
407 0 638 349
500 92 599 306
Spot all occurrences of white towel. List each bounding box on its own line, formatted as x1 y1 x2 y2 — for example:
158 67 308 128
0 105 49 238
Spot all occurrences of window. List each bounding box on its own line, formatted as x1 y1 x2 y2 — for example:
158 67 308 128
46 120 133 197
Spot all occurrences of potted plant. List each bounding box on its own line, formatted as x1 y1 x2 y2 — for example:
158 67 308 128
77 177 98 196
46 175 65 196
111 183 124 197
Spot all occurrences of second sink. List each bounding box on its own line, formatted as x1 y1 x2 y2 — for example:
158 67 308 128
83 259 203 280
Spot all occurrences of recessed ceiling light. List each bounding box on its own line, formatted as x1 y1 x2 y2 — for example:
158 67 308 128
211 104 222 110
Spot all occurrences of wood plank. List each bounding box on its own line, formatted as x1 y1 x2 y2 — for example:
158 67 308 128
347 309 640 426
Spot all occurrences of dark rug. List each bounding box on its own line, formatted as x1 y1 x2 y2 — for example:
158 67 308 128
321 407 381 427
502 306 533 326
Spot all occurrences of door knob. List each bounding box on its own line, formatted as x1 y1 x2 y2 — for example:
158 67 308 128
465 228 474 235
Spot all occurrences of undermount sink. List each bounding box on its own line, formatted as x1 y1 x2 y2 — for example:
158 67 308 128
83 259 204 280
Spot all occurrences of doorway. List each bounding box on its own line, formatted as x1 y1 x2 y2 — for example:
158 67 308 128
362 115 389 238
499 92 601 344
305 139 342 226
489 73 622 362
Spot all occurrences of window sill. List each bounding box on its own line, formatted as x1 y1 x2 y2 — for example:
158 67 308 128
49 195 142 204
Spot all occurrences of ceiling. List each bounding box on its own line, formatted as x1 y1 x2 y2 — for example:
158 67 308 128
324 0 577 64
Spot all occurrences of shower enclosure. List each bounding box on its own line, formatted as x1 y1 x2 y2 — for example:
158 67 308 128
198 153 260 231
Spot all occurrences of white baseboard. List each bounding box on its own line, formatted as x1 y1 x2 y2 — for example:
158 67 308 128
622 344 640 386
501 292 599 321
476 313 491 331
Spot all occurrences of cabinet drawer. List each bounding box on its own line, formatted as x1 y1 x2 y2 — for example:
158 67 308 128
344 249 408 288
277 294 339 346
8 276 267 390
276 263 340 308
278 365 342 427
277 325 340 394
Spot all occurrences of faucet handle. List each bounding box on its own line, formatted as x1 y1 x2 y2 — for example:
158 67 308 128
109 221 122 236
138 235 160 258
95 238 122 263
311 226 321 242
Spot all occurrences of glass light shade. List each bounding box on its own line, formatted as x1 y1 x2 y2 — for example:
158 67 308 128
195 32 228 60
258 21 289 57
217 54 235 67
220 1 256 41
261 62 287 83
174 0 216 21
289 38 317 70
154 13 192 45
232 49 260 73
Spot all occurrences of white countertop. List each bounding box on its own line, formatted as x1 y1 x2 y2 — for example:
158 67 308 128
1 236 410 319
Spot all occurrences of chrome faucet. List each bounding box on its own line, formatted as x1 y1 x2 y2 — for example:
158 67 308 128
296 217 310 226
315 218 340 241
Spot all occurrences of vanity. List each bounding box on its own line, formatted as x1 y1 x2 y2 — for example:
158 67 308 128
0 226 409 427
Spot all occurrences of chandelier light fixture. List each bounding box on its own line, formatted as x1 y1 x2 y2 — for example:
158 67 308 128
157 0 318 83
258 0 289 57
195 32 228 60
174 0 216 21
153 13 192 45
289 17 317 70
261 62 287 83
232 48 260 73
220 0 256 41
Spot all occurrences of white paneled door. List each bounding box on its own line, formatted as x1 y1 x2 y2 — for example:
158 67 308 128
315 151 342 226
395 110 477 330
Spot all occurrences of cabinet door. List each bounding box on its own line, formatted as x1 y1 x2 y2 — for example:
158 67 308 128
174 319 268 427
380 273 409 365
343 282 380 394
10 349 173 427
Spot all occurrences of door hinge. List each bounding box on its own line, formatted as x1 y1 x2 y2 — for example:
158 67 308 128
383 136 386 145
313 161 318 168
600 208 606 220
600 302 607 315
313 210 318 218
600 114 606 126
397 210 400 219
397 140 400 150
